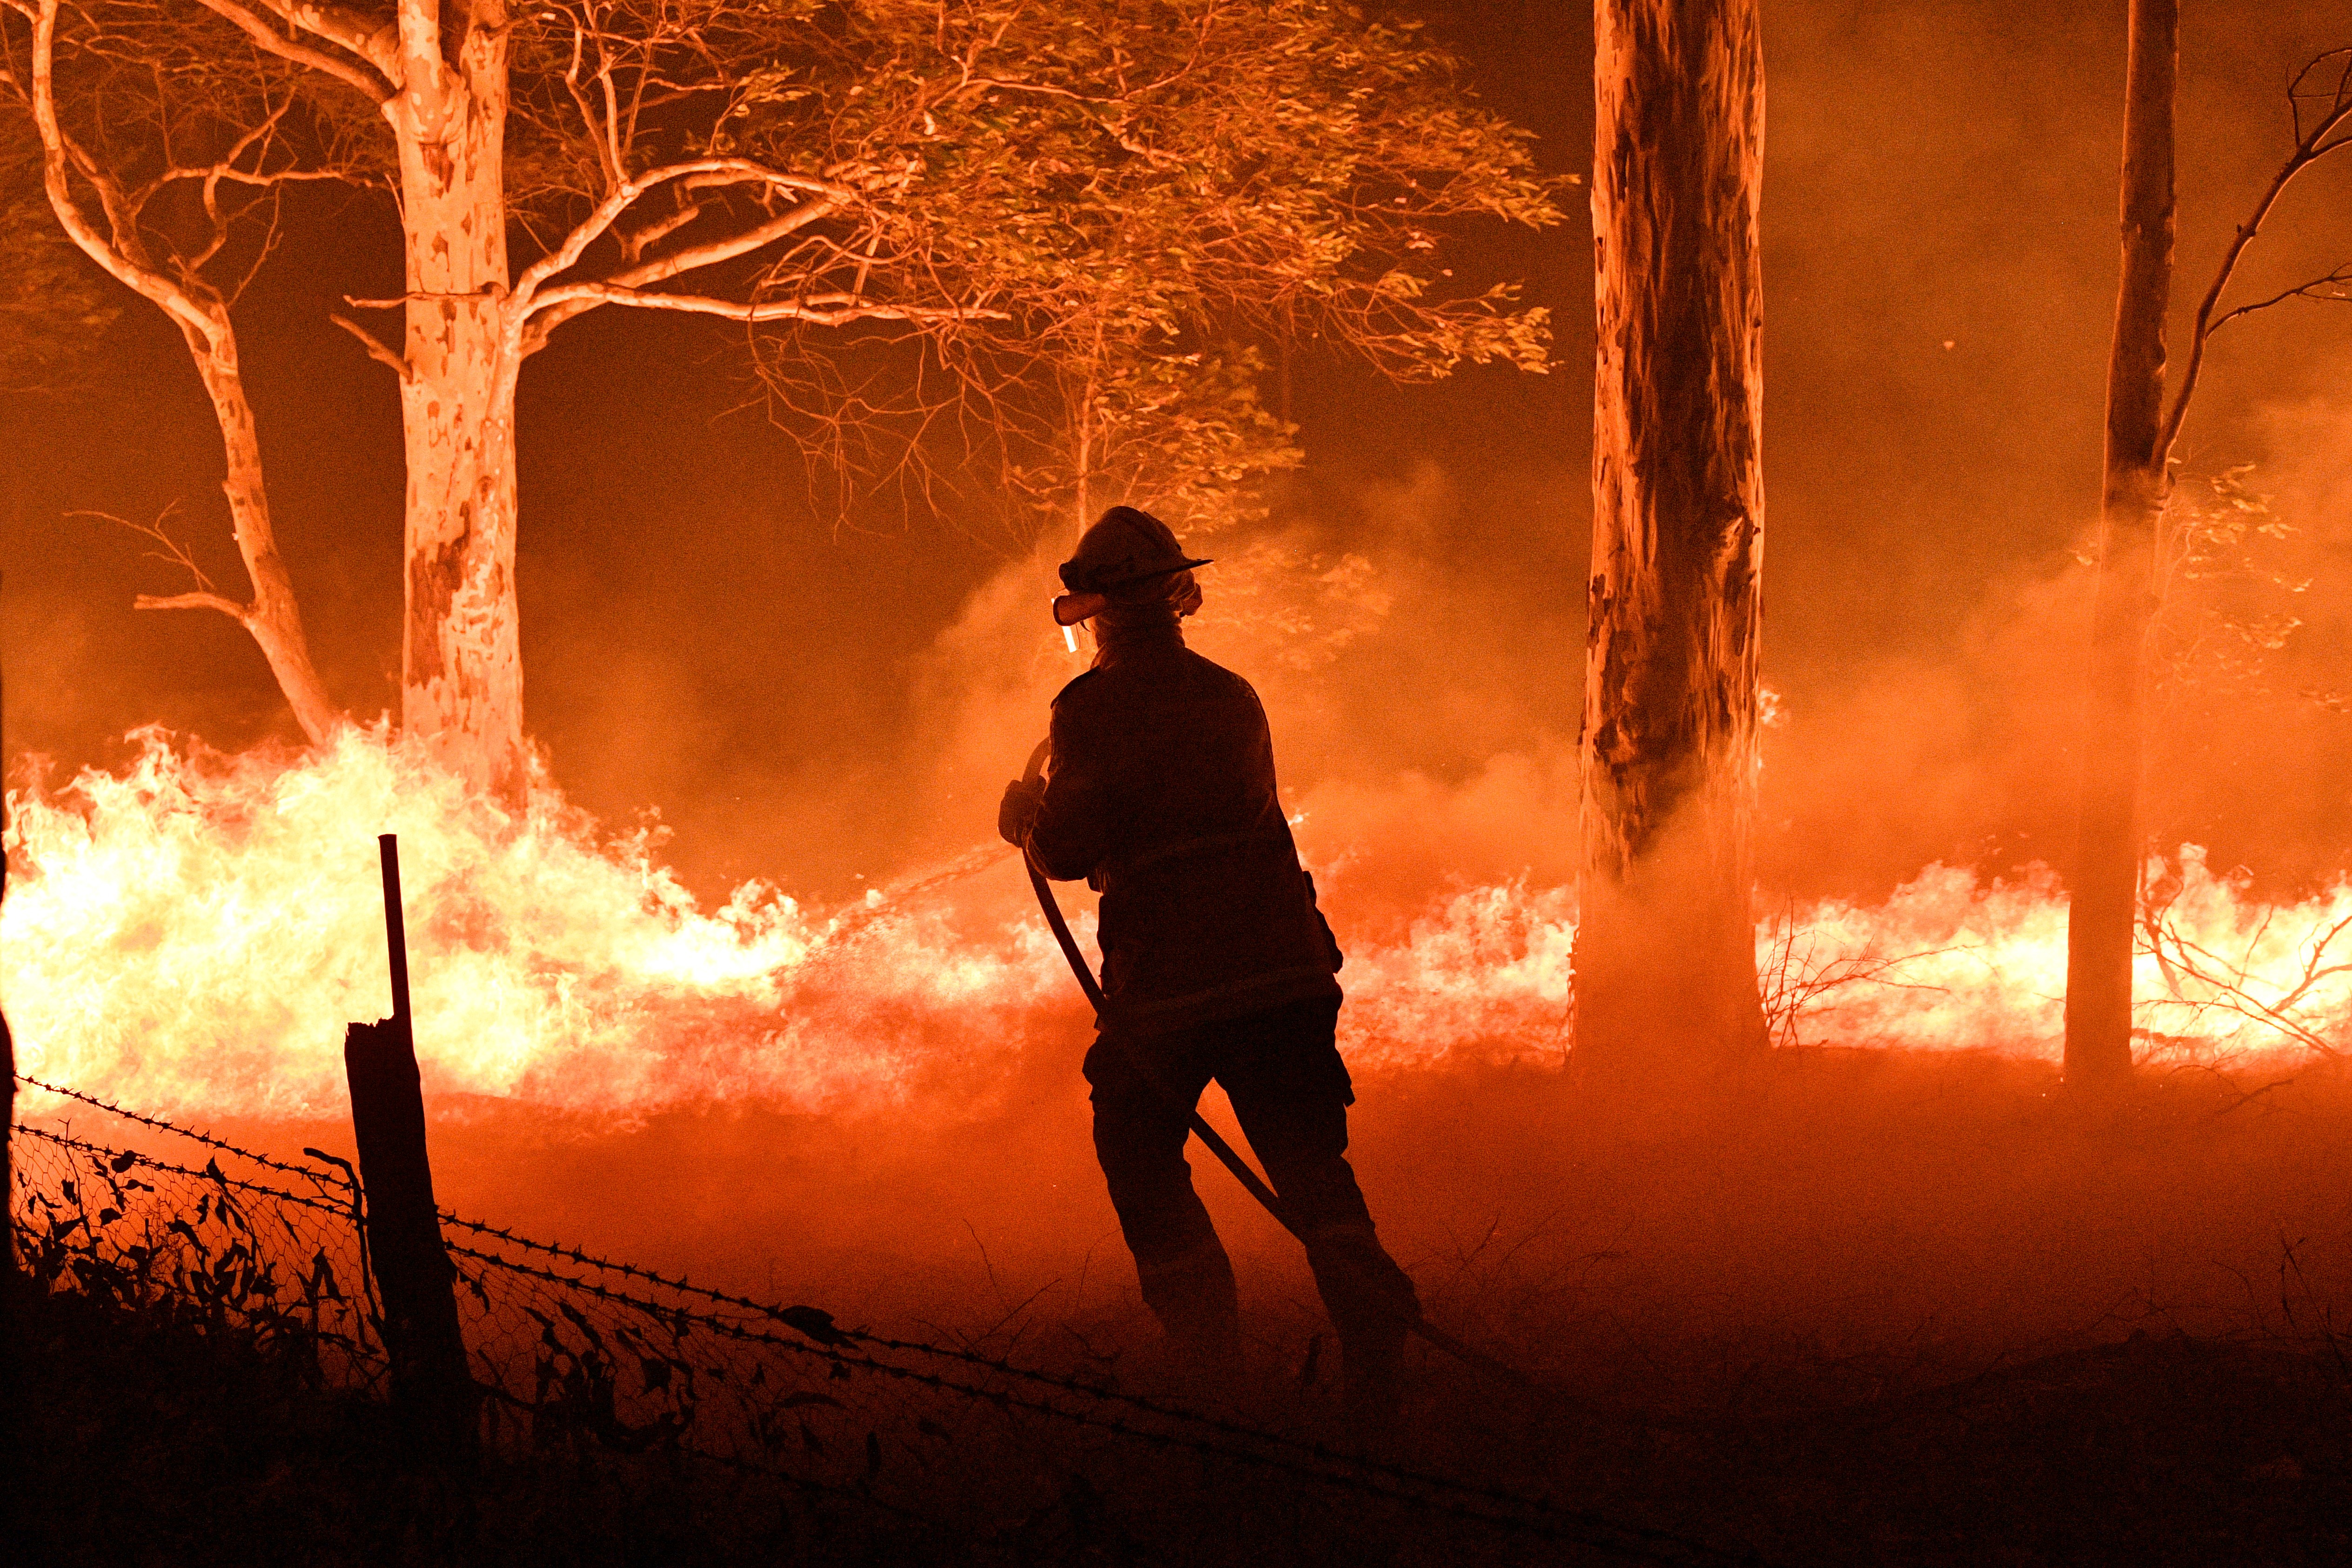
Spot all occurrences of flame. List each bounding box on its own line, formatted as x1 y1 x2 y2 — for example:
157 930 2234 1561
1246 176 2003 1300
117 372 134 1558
3 728 1066 1119
4 730 2342 1121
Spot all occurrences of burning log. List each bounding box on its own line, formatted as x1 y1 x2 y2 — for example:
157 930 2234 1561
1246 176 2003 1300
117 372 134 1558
342 833 475 1458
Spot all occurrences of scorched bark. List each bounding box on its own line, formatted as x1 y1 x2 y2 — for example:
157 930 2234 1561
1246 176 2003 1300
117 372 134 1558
1576 0 1769 1076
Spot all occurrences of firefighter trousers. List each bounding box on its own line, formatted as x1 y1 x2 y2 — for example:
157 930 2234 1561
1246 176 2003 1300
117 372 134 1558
1083 996 1418 1365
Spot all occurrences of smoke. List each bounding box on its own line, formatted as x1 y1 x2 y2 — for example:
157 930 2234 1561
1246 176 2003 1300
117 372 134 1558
8 1 2349 928
19 1 2352 1447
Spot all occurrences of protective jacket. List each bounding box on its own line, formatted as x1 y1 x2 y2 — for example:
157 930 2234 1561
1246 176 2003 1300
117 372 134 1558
1021 624 1342 1036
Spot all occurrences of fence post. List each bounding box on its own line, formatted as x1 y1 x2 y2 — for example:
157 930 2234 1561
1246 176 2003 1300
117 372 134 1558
4 570 14 1291
344 832 475 1455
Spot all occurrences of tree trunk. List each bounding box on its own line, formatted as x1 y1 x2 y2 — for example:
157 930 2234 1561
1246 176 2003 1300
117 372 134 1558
185 333 342 745
25 0 340 746
4 605 13 1288
389 0 527 798
1575 0 1769 1081
2065 0 2178 1086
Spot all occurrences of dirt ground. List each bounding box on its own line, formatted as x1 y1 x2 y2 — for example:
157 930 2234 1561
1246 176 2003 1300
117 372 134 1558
40 1045 2352 1564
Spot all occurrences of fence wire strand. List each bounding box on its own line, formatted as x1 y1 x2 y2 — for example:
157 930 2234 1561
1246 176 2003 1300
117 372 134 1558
10 1077 1752 1566
11 1122 384 1394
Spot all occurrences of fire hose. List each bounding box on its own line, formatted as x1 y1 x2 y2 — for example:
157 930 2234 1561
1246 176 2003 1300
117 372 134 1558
1017 741 1541 1394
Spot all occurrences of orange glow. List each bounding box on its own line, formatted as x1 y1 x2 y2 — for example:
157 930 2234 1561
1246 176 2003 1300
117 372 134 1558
5 731 2339 1122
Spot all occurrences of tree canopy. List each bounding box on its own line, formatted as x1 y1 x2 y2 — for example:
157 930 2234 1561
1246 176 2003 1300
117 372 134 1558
3 0 1564 767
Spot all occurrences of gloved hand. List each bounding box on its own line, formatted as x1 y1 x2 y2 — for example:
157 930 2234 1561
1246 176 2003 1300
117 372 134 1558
998 777 1045 847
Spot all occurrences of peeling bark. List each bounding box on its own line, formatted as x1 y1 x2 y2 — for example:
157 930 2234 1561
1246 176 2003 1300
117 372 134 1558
2065 0 2178 1086
387 0 526 798
1575 0 1769 1079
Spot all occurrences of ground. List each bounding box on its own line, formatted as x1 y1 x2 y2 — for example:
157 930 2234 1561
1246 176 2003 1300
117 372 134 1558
19 1047 2352 1564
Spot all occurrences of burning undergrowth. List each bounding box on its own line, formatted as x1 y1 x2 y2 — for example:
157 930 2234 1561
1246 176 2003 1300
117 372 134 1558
5 729 2350 1123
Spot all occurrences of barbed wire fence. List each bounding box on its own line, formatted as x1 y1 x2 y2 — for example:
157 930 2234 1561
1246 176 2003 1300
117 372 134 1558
11 1073 1757 1567
10 1107 383 1396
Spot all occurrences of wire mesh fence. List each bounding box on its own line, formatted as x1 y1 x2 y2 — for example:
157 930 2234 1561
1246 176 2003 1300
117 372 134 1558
9 1075 1750 1566
10 1116 383 1395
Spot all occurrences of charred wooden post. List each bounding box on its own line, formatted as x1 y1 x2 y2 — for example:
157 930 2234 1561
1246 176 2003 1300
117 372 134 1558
344 833 475 1453
3 573 13 1290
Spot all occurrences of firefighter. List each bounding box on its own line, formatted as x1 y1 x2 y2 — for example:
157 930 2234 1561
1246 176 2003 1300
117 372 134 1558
997 506 1419 1419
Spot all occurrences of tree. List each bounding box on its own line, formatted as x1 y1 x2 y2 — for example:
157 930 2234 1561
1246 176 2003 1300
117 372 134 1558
1007 344 1301 550
1573 0 1769 1082
2 10 346 741
6 0 1560 796
2064 29 2352 1085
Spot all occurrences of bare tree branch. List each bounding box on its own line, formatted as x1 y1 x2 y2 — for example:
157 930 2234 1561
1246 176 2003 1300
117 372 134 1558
138 163 365 200
603 194 847 293
328 310 411 379
2141 884 2352 1059
617 201 703 262
267 0 398 77
134 590 250 618
16 0 218 342
2209 262 2352 332
73 506 255 626
69 504 214 590
2159 48 2352 458
187 0 393 103
509 160 855 308
524 282 1004 327
338 293 504 311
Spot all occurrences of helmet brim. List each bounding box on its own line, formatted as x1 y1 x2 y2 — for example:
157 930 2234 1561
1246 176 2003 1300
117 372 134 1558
1096 556 1213 588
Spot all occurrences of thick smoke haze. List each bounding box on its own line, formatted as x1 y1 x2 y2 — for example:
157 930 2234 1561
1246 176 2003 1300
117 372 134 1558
20 18 2352 1532
7 0 2352 913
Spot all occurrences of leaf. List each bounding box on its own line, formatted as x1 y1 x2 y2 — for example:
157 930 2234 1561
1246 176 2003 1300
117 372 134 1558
778 1305 853 1346
557 1298 609 1351
110 1151 138 1173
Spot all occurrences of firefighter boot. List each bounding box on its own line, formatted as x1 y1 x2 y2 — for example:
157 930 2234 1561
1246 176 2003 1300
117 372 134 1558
1304 1223 1418 1427
1138 1240 1242 1374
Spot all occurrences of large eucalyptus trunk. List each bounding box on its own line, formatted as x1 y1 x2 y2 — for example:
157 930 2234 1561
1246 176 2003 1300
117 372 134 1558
1575 0 1769 1080
2064 0 2179 1086
388 0 527 798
